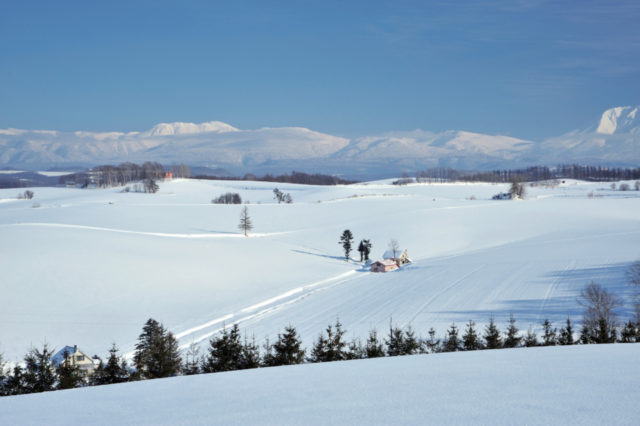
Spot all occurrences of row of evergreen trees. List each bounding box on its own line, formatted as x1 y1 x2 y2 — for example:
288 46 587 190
2 315 639 397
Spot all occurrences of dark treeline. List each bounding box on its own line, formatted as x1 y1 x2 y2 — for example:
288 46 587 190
194 171 356 185
2 313 638 397
62 162 191 188
412 165 640 183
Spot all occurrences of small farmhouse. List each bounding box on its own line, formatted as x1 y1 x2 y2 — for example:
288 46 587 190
382 249 412 266
371 259 399 273
51 345 99 376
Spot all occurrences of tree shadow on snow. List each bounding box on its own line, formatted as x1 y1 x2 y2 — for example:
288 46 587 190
291 249 346 262
190 228 238 235
438 261 637 327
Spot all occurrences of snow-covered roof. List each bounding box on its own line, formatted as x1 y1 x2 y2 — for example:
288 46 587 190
374 259 398 267
382 249 407 260
51 346 77 366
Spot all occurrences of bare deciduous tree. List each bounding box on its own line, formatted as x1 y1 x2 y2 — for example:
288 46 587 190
238 206 253 237
388 239 400 260
578 282 622 343
509 179 525 199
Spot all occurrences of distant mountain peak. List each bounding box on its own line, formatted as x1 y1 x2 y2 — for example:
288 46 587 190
596 106 638 135
145 121 238 136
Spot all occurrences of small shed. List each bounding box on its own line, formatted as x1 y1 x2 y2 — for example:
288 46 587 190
371 259 399 273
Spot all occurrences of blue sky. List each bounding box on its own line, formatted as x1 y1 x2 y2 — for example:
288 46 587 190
1 0 639 140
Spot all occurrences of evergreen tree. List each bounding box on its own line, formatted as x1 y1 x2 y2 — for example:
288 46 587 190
357 239 372 262
133 318 182 379
619 320 638 343
56 350 83 390
424 328 440 353
595 317 617 343
558 317 575 345
261 338 275 367
204 324 244 372
271 325 306 366
442 323 460 352
503 314 522 348
541 319 557 346
364 329 385 358
345 339 365 360
23 343 56 393
362 239 372 261
579 323 593 344
238 206 253 237
93 343 129 385
403 326 420 355
5 365 26 396
310 320 347 362
240 335 261 370
483 317 502 349
462 320 480 351
0 354 6 397
523 326 538 347
339 230 354 261
385 322 406 356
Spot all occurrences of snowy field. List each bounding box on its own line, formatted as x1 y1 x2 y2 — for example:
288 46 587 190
0 344 638 425
0 178 639 361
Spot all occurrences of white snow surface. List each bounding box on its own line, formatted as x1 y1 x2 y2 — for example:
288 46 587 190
0 178 639 363
0 344 638 425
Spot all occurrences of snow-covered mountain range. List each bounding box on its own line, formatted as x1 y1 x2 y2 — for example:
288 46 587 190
1 106 638 178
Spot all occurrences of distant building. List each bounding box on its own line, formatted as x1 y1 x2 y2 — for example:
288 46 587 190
371 259 399 273
382 249 412 266
51 345 98 376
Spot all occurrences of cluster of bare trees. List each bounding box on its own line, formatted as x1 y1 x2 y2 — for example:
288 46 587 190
16 190 34 199
195 171 355 185
273 188 292 203
414 165 640 184
63 162 190 188
212 192 242 204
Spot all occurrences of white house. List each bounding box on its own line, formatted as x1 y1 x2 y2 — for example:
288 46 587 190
51 345 99 376
382 249 412 265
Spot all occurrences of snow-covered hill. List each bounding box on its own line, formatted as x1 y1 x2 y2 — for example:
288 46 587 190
1 106 639 178
0 178 638 362
0 344 637 425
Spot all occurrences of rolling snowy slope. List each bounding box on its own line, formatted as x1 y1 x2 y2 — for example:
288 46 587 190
0 344 638 425
0 179 638 362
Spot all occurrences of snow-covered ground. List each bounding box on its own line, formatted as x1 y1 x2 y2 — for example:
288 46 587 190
0 344 638 425
0 179 639 362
